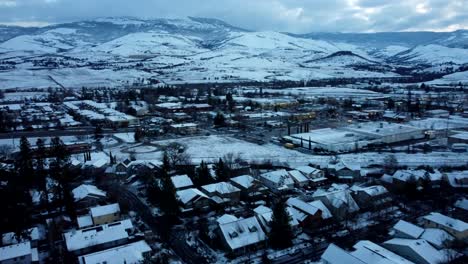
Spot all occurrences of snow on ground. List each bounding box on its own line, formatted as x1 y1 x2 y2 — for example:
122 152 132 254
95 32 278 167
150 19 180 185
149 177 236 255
114 132 136 143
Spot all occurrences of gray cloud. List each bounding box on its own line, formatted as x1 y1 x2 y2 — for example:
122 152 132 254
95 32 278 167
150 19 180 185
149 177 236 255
0 0 466 33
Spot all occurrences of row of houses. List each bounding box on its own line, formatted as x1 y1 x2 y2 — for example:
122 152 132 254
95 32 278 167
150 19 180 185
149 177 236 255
322 212 468 264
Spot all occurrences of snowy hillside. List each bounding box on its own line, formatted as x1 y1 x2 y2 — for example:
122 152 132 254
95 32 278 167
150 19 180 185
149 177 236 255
0 17 467 88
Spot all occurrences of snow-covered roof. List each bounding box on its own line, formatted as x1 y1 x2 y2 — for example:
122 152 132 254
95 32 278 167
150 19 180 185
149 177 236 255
393 220 424 239
295 165 322 176
454 198 468 211
176 188 208 205
321 244 366 264
423 212 468 232
90 203 120 218
308 200 332 219
383 238 446 264
313 187 360 212
78 240 151 264
230 175 257 189
352 240 414 264
216 214 238 225
288 170 309 183
352 185 388 196
72 184 106 201
392 170 442 182
260 169 294 185
170 175 194 189
0 241 31 261
64 219 133 252
77 215 94 229
218 216 266 251
286 197 319 216
202 182 240 195
421 228 454 248
2 227 42 246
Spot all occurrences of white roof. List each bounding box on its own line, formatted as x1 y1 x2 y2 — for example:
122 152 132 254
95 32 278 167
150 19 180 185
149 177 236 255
2 227 41 245
230 175 257 189
171 175 194 189
77 215 94 229
217 214 238 225
352 185 388 196
393 220 424 239
90 203 120 218
202 182 240 195
64 219 133 252
295 165 321 175
286 197 319 216
423 212 468 232
383 238 445 264
454 198 468 211
393 170 442 182
72 184 106 201
288 170 309 183
219 216 266 251
260 169 294 185
352 240 415 264
176 188 208 205
78 240 151 264
308 200 332 219
421 228 454 248
321 244 366 264
0 241 31 261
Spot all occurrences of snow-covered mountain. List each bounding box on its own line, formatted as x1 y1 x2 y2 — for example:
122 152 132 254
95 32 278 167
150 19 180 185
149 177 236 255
0 17 467 89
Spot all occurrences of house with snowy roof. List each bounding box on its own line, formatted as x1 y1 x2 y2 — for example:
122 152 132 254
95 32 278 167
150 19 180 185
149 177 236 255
90 203 121 226
0 241 36 264
77 240 152 264
63 219 134 255
72 184 107 208
287 170 310 187
171 175 194 190
217 215 266 254
201 182 241 205
258 169 295 193
392 170 443 188
322 240 415 264
176 188 210 212
286 197 326 228
350 185 391 209
312 185 360 220
420 228 455 249
391 220 425 239
2 227 45 248
253 205 301 234
327 159 362 182
382 238 451 264
229 175 268 200
422 212 468 241
294 166 326 186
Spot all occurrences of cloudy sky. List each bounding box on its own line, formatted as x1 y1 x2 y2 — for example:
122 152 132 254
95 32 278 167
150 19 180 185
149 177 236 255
0 0 467 33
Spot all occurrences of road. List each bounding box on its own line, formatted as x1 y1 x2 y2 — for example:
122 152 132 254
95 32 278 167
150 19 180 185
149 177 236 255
105 183 208 264
0 126 136 139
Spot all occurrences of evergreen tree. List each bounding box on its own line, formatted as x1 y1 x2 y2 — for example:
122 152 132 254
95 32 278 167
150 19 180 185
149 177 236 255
269 199 294 249
16 136 34 186
194 160 212 186
214 158 230 181
35 138 47 204
213 112 226 127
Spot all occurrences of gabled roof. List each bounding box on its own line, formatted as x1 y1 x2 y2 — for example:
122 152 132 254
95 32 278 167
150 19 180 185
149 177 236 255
288 170 309 183
286 197 319 216
217 214 238 225
295 165 322 176
383 238 446 264
351 240 414 264
78 240 151 264
218 216 266 251
0 241 31 261
321 244 366 264
90 203 120 218
260 169 294 186
72 184 106 201
420 228 454 248
176 188 208 205
171 175 194 189
423 212 468 232
230 175 257 189
202 182 240 195
393 220 424 239
308 200 332 219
